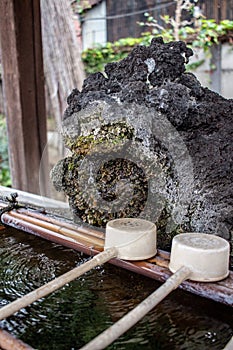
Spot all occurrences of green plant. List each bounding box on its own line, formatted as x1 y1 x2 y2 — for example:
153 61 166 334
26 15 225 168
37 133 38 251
139 11 233 49
81 0 233 75
73 0 91 15
192 19 233 49
82 37 148 74
0 114 11 187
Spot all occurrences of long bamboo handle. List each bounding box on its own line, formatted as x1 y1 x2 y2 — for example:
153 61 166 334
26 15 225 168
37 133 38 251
223 336 233 350
4 211 104 246
80 266 191 350
0 247 117 321
0 329 35 350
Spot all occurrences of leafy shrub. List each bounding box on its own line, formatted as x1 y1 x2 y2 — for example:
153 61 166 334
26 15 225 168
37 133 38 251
82 16 233 75
81 36 151 74
0 114 11 187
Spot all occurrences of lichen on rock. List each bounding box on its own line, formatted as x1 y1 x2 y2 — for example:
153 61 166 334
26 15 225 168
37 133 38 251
51 37 233 250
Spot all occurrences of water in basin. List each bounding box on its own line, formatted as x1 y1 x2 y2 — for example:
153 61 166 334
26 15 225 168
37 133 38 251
0 228 232 349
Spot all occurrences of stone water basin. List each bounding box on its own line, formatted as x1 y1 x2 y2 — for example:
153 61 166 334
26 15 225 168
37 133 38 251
0 227 232 350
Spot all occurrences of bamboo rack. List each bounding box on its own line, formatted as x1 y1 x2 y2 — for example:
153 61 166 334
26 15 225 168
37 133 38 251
0 201 232 307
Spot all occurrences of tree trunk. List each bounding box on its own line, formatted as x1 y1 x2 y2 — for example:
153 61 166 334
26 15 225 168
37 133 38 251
41 0 85 130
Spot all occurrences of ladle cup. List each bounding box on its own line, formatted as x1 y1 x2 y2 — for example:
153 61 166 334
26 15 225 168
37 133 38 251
0 218 157 320
81 231 230 350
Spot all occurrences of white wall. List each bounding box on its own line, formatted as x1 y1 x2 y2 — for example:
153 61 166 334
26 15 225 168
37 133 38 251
189 44 233 99
82 1 107 50
221 44 233 99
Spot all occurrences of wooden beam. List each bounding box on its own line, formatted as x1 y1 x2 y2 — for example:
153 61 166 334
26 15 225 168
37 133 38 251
0 0 48 195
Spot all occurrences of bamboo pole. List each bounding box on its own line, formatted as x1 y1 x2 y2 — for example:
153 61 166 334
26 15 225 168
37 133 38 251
223 336 233 350
18 208 105 239
1 206 170 267
0 247 117 321
1 209 171 273
0 200 104 247
7 211 104 247
80 266 191 350
0 202 105 239
2 214 102 252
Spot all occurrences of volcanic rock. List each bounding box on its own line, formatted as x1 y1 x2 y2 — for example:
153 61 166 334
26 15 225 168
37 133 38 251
51 37 233 250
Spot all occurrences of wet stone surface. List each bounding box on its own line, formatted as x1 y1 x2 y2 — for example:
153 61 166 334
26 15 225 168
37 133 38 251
51 37 233 249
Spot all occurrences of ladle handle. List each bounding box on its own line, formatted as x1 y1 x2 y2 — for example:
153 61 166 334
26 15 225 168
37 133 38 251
223 336 233 350
0 247 117 321
80 265 191 350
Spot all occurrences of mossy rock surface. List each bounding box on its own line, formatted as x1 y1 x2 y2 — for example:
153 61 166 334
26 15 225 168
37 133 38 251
51 38 233 250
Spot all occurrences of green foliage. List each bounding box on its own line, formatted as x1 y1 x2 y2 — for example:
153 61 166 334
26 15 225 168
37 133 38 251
82 6 233 75
82 36 150 74
192 19 233 49
186 59 205 71
74 0 91 15
140 15 233 50
0 115 11 187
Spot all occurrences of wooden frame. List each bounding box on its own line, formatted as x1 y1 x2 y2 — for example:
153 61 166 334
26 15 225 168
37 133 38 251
0 0 48 195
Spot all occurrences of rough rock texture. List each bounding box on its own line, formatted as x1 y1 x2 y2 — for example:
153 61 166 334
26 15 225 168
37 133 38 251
51 37 233 250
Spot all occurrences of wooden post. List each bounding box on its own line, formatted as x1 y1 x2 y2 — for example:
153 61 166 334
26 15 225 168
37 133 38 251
0 0 48 195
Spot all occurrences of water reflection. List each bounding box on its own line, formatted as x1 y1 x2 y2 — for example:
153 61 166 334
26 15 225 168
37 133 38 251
0 228 232 350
